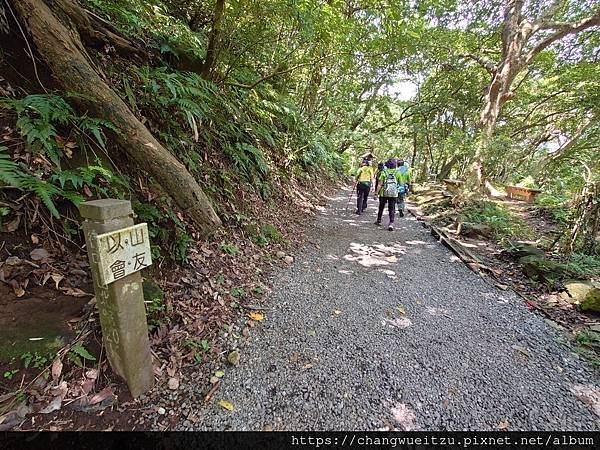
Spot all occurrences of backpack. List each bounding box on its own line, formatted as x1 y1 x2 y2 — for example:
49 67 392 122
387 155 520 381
382 169 398 197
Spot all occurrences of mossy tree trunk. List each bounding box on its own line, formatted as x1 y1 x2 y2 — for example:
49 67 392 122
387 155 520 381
12 0 222 235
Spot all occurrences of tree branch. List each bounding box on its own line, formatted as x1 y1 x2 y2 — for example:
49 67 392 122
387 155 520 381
370 103 418 134
226 53 339 90
459 53 497 74
525 9 600 64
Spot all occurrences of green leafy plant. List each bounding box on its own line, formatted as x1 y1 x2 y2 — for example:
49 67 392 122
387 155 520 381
0 93 120 218
221 243 240 255
133 200 193 263
68 343 97 367
3 369 19 380
20 351 51 370
230 286 246 298
184 338 210 364
462 201 533 241
564 253 600 278
535 193 572 224
0 94 114 163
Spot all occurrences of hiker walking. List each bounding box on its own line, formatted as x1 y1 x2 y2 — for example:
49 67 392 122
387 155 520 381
355 159 374 215
396 159 412 217
374 158 403 231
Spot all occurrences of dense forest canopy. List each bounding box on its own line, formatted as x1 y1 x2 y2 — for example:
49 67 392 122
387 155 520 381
0 0 598 253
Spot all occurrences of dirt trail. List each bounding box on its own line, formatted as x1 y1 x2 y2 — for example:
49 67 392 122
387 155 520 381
177 187 600 430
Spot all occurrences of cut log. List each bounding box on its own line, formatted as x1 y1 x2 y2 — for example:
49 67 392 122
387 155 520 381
12 0 221 235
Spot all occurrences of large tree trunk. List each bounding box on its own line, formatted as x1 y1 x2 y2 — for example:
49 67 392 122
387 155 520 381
436 154 459 181
467 0 526 192
13 0 221 235
465 0 600 194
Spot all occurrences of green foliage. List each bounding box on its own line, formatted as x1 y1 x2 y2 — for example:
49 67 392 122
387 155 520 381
184 338 210 363
535 193 572 224
462 201 533 240
564 253 600 279
221 243 240 255
83 0 205 60
0 94 114 163
252 284 266 296
516 176 538 189
245 222 284 246
20 351 51 370
0 93 121 218
68 343 97 368
573 330 600 366
145 296 166 332
261 224 283 244
3 369 19 380
133 200 193 263
230 286 246 298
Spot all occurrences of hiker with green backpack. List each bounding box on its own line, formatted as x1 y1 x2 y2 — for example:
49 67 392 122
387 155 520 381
396 159 412 217
373 158 403 231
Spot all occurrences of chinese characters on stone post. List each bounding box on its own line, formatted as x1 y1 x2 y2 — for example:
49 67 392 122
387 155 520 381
92 223 152 285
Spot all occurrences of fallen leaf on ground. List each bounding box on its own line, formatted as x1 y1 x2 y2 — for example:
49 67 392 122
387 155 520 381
218 400 234 411
248 312 264 321
30 248 49 261
497 419 509 430
512 345 530 357
39 397 62 414
60 287 92 297
215 370 225 378
81 379 94 394
51 381 68 399
396 306 406 315
333 310 342 315
50 273 64 290
10 280 25 297
3 216 20 233
89 386 114 405
51 358 63 381
383 317 412 329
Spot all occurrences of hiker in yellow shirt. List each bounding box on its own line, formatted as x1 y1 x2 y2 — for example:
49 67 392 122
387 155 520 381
355 159 374 215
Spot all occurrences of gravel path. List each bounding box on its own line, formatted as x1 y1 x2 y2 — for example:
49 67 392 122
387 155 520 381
190 187 600 431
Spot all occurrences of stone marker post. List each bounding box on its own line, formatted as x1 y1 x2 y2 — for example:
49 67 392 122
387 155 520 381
79 199 154 398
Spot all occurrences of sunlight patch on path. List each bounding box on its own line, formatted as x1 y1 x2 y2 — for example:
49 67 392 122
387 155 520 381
382 317 412 329
344 242 407 268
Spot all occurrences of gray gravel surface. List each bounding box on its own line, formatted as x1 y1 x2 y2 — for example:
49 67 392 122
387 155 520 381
186 187 600 431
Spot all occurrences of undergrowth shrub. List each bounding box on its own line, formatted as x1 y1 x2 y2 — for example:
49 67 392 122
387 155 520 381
462 201 533 241
0 94 122 217
564 253 600 278
535 193 572 224
132 200 193 263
